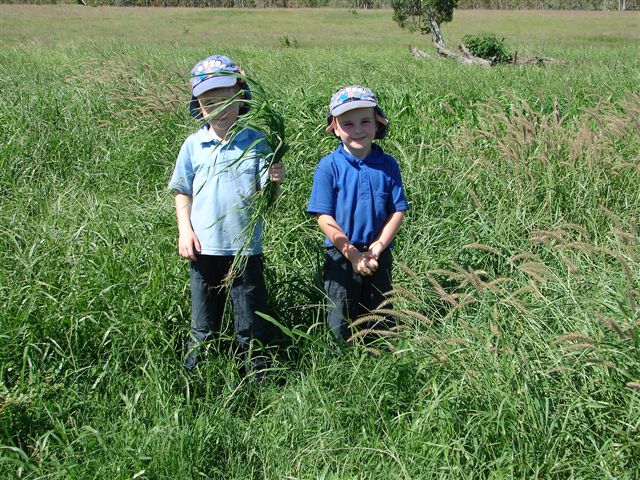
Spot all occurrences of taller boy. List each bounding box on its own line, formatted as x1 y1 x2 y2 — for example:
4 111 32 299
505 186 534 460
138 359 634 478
169 55 284 372
308 86 409 342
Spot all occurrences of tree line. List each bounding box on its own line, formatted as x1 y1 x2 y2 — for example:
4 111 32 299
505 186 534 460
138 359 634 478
5 0 637 11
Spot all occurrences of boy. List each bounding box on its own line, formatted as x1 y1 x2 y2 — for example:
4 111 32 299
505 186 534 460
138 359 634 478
169 55 284 372
308 85 408 342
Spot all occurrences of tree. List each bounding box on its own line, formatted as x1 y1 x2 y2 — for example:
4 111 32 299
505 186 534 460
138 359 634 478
392 0 458 46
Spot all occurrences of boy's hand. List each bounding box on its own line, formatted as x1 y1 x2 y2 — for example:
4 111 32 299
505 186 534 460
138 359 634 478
269 163 285 184
350 251 378 276
178 230 201 261
363 251 379 274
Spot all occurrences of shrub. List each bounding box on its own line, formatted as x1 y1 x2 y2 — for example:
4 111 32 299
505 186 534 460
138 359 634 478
462 33 512 63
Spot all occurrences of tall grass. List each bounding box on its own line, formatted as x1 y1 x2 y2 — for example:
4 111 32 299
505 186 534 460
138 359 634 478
1 7 639 479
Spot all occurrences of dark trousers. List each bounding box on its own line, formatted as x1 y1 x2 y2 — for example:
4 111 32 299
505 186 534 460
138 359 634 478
187 254 269 368
323 247 393 342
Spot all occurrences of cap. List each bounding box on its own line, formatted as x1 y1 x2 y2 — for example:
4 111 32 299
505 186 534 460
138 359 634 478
188 55 251 119
326 85 389 139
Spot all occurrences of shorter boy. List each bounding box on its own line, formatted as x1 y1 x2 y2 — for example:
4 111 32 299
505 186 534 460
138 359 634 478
307 85 408 342
169 55 284 372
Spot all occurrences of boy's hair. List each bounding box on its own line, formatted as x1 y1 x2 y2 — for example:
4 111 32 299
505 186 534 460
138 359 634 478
188 55 251 120
325 85 389 139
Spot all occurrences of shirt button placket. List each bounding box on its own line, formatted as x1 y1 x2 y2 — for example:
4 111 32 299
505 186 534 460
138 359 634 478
359 168 370 197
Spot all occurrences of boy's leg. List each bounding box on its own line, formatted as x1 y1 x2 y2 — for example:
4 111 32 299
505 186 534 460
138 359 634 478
323 248 363 343
360 249 394 333
228 255 270 375
185 256 230 370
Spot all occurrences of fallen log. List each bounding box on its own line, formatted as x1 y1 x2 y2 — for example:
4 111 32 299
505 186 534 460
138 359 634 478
434 42 492 67
459 43 492 67
411 44 561 68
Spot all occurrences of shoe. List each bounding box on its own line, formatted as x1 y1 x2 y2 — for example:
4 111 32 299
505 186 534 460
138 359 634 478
183 352 198 372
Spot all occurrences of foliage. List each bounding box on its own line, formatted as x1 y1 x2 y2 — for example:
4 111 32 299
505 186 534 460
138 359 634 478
278 35 299 48
391 0 458 37
3 0 638 9
462 32 512 63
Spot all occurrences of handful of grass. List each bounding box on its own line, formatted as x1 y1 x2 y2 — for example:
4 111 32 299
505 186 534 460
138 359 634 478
229 75 288 208
195 72 288 284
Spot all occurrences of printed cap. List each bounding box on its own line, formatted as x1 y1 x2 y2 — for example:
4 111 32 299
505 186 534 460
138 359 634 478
189 55 251 119
329 85 379 116
326 85 389 139
190 55 242 97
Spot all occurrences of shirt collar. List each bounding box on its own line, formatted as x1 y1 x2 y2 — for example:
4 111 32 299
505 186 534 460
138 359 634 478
196 124 250 147
337 142 384 166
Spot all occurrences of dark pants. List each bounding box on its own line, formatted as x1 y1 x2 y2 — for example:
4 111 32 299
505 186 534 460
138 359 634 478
186 254 269 371
323 247 393 342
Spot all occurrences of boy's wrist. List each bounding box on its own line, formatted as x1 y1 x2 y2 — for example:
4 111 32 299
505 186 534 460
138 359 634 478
369 241 384 255
178 225 194 235
342 244 359 262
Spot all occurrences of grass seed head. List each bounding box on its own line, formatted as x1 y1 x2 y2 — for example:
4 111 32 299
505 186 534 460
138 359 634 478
553 332 595 345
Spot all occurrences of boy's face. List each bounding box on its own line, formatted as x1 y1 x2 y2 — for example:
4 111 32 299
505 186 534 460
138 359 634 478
197 85 241 131
333 107 377 160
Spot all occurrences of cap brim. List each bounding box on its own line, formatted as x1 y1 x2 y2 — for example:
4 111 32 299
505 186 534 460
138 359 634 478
326 109 389 133
192 75 238 97
331 99 377 116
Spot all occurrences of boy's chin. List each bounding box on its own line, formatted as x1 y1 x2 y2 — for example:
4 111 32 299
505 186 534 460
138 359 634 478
353 143 371 150
208 116 237 128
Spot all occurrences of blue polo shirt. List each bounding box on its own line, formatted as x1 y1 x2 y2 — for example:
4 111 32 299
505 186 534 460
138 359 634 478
169 126 270 255
307 143 409 248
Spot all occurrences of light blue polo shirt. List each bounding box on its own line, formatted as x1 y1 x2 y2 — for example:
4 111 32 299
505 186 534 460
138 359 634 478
169 126 270 255
307 143 409 248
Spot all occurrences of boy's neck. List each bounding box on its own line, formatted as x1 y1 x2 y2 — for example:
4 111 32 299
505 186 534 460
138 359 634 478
207 122 232 142
343 143 372 160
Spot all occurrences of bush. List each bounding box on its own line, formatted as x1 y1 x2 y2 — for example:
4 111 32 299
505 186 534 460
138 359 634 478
462 33 512 63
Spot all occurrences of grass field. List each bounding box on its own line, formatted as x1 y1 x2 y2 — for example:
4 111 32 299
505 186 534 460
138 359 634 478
1 5 639 479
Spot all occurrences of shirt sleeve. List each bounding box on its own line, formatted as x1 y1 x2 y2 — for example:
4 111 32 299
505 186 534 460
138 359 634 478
168 141 194 195
307 160 336 216
387 158 409 212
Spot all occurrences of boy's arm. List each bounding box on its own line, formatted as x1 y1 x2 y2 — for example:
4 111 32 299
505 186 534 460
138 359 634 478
316 214 376 277
175 192 201 261
368 211 405 258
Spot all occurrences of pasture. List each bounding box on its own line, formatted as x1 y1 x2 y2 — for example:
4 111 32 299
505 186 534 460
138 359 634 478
1 6 639 479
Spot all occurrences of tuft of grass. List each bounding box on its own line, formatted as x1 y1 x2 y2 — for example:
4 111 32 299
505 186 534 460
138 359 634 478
1 7 640 479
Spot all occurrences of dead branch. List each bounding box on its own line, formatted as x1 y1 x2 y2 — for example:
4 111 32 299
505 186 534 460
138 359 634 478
519 56 564 66
410 46 430 60
459 43 492 67
434 43 491 67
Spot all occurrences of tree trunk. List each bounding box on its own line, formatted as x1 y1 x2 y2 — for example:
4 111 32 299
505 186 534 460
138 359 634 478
429 18 444 47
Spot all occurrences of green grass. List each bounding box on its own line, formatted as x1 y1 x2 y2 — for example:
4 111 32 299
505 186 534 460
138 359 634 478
1 6 639 479
1 6 639 49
